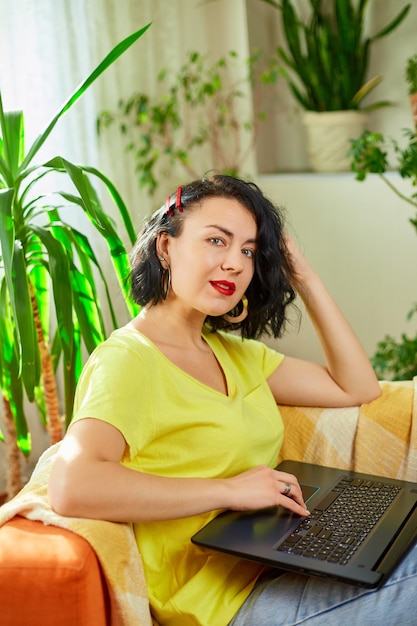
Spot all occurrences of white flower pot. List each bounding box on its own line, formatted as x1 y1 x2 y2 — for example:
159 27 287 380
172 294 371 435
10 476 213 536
302 110 368 172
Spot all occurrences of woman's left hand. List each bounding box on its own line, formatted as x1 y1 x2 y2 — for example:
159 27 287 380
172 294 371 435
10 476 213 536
268 233 381 408
283 233 316 295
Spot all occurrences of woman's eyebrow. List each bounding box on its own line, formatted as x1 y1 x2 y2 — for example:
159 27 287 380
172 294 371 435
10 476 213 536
204 224 257 244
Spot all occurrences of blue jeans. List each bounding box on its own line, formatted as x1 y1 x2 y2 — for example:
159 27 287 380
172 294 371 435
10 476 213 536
229 542 417 625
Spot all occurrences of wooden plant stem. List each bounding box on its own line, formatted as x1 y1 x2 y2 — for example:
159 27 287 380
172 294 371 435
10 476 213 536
3 396 22 500
30 286 63 444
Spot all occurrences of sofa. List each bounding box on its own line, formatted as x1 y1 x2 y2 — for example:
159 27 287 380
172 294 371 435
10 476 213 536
0 378 416 626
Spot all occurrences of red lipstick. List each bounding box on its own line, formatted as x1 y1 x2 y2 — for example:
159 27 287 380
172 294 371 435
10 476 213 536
210 281 236 296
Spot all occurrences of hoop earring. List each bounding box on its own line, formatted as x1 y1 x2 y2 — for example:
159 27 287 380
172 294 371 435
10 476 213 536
160 265 171 300
223 296 248 324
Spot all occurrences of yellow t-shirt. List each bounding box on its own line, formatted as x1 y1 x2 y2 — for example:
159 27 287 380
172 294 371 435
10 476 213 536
73 326 284 626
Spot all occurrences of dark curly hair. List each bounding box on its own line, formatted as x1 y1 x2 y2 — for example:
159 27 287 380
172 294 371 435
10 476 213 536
130 174 297 339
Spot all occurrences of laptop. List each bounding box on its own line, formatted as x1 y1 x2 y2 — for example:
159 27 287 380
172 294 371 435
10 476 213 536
191 460 417 588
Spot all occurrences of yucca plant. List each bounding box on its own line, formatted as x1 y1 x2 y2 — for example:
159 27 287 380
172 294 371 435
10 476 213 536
259 0 411 111
0 24 150 497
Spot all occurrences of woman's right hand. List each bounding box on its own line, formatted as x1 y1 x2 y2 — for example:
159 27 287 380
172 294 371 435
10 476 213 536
224 465 310 517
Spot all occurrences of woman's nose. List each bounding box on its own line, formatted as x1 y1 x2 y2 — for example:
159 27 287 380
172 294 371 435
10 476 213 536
221 247 243 272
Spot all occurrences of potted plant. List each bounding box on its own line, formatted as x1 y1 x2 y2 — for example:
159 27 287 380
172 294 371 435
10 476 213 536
349 54 417 380
258 0 411 172
97 49 279 195
0 25 149 498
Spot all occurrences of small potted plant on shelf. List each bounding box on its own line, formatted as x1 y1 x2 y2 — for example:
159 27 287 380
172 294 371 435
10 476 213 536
0 26 148 499
97 49 279 196
349 53 417 380
258 0 411 172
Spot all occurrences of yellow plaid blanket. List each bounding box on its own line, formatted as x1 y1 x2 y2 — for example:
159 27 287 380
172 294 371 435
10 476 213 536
0 378 416 625
279 378 417 482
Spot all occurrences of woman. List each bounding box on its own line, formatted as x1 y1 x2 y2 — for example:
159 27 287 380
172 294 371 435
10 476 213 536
49 175 415 625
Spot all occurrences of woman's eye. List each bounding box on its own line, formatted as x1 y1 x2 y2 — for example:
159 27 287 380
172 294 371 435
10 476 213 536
209 237 224 246
243 249 255 258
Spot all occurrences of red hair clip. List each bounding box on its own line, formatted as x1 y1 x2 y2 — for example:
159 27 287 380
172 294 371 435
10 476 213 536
175 186 183 212
166 186 183 216
165 195 174 217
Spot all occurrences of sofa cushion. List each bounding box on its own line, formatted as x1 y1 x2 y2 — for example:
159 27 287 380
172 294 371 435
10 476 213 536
0 516 110 626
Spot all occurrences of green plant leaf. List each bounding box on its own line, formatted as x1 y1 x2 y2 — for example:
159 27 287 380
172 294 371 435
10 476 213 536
27 240 50 342
372 331 417 380
70 264 106 352
51 219 120 329
351 75 383 107
11 239 40 401
370 4 411 41
405 54 417 95
360 100 392 112
0 279 30 454
0 106 25 183
30 224 74 369
50 158 137 314
64 323 84 427
78 165 136 244
0 188 40 399
0 94 16 186
20 23 151 171
0 190 15 288
46 157 137 245
349 130 388 180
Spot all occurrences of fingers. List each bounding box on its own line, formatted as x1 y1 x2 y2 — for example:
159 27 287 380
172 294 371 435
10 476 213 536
282 233 314 292
226 466 310 516
275 470 310 516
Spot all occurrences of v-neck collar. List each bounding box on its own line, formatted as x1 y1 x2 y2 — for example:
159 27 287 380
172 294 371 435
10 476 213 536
122 326 234 399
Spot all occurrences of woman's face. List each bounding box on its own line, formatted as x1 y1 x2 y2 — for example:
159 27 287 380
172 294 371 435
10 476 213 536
158 197 257 319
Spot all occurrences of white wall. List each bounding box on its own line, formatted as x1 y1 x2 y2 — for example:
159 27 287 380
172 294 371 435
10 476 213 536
257 172 417 364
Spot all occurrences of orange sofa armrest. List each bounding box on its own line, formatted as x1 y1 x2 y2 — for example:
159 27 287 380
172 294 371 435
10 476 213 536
0 516 110 626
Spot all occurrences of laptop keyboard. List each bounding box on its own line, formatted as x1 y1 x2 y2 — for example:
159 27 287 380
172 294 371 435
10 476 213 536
276 475 401 565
